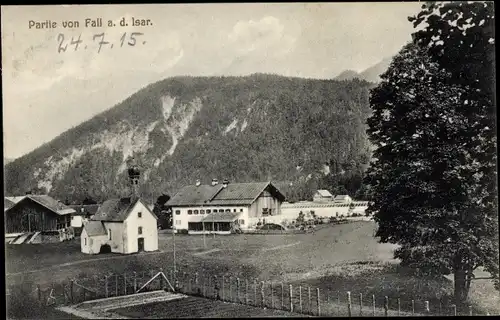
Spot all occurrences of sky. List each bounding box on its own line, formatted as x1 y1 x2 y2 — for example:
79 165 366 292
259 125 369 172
2 3 423 159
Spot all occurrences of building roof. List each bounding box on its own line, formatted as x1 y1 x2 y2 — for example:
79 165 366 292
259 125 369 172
68 204 101 216
92 197 157 222
5 196 26 204
83 220 107 236
6 195 76 215
4 198 15 210
201 211 242 223
315 190 333 198
167 181 286 207
334 195 350 200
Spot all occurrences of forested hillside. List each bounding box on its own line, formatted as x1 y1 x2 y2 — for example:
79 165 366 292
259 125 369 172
4 74 374 204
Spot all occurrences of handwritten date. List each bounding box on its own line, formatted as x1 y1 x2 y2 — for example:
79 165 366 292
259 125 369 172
57 32 145 53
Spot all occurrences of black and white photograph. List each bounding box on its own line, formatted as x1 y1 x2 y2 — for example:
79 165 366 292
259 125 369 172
2 2 498 318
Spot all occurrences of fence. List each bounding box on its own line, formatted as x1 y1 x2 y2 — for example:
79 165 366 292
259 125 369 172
8 268 489 317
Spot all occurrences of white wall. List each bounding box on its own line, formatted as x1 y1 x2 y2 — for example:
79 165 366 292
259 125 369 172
103 221 125 253
71 215 87 228
124 200 158 253
173 205 249 231
80 229 108 254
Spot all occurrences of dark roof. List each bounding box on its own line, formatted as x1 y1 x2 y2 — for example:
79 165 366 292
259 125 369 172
7 195 76 215
68 204 100 216
167 182 286 207
201 211 242 222
83 220 107 236
92 197 156 222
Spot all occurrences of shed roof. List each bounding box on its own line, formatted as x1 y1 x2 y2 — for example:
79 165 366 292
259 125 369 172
334 195 350 200
92 197 157 222
167 181 285 207
201 211 242 223
315 190 333 197
7 195 76 215
83 220 107 236
4 198 15 210
5 196 26 204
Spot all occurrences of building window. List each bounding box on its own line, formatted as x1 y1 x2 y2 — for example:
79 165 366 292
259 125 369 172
219 209 224 213
239 219 245 225
206 209 211 214
84 238 87 245
240 209 243 212
200 209 205 214
108 229 112 240
176 210 181 215
194 210 199 215
233 209 237 212
138 212 142 218
188 210 193 215
138 227 143 235
225 209 231 212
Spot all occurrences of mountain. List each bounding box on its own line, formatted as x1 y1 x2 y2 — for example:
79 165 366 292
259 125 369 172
4 74 375 204
335 57 393 83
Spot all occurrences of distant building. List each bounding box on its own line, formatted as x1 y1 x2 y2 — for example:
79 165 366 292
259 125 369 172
281 199 370 220
167 180 286 233
333 195 352 204
80 197 158 254
313 190 334 202
68 204 100 228
5 195 76 243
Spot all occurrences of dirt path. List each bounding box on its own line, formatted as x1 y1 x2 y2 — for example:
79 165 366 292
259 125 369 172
261 241 301 252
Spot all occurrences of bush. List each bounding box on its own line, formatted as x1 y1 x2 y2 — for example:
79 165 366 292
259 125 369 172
178 229 189 235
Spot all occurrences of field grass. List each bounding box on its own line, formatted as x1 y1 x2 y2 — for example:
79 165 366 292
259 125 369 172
6 221 500 317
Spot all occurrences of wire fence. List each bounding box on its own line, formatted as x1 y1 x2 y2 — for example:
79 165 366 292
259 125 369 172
7 268 490 317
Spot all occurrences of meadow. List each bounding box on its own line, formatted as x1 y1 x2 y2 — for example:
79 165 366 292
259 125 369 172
6 221 500 317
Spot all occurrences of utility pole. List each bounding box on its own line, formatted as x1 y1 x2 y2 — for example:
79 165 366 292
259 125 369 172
202 201 206 248
173 225 176 279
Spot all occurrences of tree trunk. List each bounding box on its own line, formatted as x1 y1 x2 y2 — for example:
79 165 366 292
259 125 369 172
454 268 468 310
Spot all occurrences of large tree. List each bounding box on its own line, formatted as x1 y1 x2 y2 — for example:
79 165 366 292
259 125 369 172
365 1 498 309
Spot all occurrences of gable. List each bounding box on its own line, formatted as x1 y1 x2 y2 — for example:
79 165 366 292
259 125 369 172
124 199 158 222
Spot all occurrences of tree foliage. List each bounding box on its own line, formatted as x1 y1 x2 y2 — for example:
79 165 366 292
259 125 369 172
366 1 498 308
153 194 172 229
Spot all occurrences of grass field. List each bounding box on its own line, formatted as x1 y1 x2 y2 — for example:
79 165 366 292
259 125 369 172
6 221 500 317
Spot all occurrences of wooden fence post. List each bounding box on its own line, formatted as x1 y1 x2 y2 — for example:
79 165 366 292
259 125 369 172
237 278 241 303
189 277 193 295
270 282 274 309
37 284 42 303
133 272 137 293
452 304 457 316
229 277 233 302
384 296 389 317
260 281 265 308
347 291 352 317
469 305 473 316
289 285 293 312
299 286 303 313
281 282 284 310
214 275 219 299
425 300 430 316
195 272 199 294
69 281 74 303
397 298 401 316
359 293 363 316
202 277 206 297
105 276 109 298
159 268 164 289
222 275 225 301
245 279 249 305
124 273 127 295
412 300 415 315
254 279 257 306
115 274 118 296
308 286 312 314
372 294 376 316
316 288 321 316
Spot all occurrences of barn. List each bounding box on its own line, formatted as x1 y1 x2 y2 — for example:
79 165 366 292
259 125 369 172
81 196 158 254
5 195 76 244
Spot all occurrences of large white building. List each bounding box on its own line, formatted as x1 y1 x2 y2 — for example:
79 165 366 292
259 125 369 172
80 196 158 254
166 180 286 234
